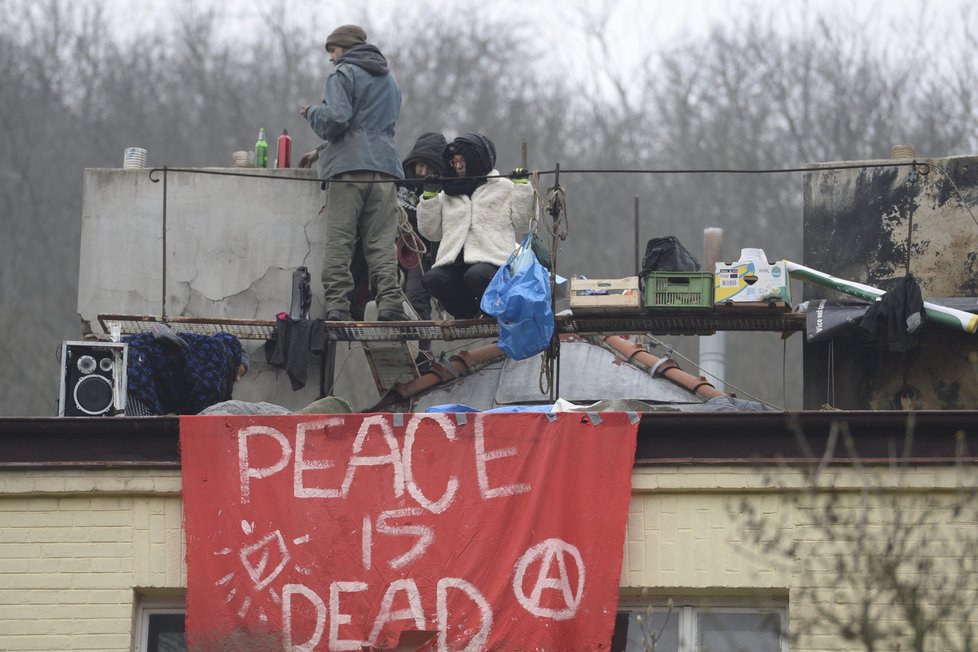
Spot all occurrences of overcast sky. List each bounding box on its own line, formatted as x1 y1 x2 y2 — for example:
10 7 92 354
104 0 966 54
97 0 970 104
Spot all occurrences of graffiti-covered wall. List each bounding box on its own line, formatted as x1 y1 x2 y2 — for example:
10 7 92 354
803 153 978 409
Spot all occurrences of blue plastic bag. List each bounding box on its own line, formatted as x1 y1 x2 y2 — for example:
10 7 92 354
480 235 554 360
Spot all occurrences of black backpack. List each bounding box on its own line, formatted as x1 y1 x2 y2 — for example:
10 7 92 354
641 236 701 273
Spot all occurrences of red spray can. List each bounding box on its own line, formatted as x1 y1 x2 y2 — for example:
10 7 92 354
276 129 293 168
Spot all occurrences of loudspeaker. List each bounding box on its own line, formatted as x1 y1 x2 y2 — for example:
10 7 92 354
58 341 128 417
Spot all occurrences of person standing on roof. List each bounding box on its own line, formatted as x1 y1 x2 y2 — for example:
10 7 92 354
417 133 534 319
345 132 446 323
298 24 406 322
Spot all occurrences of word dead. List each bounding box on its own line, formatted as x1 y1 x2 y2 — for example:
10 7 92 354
282 577 492 652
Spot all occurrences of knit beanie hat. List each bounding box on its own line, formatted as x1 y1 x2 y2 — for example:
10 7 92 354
325 24 367 50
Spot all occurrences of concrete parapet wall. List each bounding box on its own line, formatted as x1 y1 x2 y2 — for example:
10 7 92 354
78 168 380 410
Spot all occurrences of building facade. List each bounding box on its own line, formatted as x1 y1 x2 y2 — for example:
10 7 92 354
2 413 975 651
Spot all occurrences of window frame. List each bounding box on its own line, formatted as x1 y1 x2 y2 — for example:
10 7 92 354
616 596 788 652
134 595 186 652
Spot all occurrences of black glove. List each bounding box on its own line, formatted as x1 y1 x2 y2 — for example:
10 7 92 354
511 167 529 183
422 175 442 198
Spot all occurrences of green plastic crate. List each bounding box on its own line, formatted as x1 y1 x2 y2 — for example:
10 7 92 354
642 271 715 311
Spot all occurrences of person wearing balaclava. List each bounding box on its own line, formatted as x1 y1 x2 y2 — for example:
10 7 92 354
417 133 534 319
298 24 407 322
398 131 447 321
395 132 448 369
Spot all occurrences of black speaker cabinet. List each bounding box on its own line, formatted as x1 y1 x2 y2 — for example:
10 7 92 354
58 341 128 417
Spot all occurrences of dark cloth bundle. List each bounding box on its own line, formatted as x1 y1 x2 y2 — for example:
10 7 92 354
860 275 924 352
123 331 245 415
265 318 326 391
641 236 701 273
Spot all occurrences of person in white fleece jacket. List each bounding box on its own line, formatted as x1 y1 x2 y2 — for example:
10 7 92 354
417 132 534 318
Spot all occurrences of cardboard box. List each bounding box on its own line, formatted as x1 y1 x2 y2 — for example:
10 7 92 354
569 276 641 314
714 250 791 304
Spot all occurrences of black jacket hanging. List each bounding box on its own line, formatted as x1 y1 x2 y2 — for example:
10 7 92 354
859 275 924 352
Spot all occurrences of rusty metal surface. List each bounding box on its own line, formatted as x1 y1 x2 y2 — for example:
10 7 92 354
411 340 704 412
562 311 803 336
408 360 507 412
493 341 703 406
100 312 804 343
324 319 499 342
100 314 276 340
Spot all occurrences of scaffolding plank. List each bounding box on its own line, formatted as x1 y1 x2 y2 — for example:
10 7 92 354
98 311 805 343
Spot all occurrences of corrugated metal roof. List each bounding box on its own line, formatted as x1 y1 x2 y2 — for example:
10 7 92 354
411 360 506 411
495 342 703 405
412 340 702 411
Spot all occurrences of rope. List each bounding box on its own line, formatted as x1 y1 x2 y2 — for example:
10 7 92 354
332 344 366 388
538 173 569 398
395 204 427 269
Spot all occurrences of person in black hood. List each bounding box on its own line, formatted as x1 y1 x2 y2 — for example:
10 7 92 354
298 24 407 322
417 133 534 319
394 132 447 369
398 132 446 315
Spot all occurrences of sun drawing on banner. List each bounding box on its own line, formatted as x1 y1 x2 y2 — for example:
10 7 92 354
212 520 313 623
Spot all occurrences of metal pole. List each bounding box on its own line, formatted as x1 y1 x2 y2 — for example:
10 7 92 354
550 163 560 402
162 166 168 322
521 140 528 171
634 196 640 276
786 261 978 333
699 227 725 391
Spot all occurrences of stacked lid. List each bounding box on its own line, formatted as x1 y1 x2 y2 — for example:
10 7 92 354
231 150 256 168
122 147 148 169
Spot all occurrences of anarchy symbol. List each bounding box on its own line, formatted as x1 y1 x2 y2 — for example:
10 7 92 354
512 538 586 620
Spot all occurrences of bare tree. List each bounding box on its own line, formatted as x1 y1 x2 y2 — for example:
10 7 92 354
737 417 978 651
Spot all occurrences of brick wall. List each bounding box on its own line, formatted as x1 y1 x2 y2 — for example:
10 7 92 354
0 470 183 652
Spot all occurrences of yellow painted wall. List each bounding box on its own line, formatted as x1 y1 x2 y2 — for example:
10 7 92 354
0 470 183 652
1 465 975 651
626 465 978 652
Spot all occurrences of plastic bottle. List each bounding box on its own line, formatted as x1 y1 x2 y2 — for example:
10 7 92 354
255 128 268 168
276 129 293 169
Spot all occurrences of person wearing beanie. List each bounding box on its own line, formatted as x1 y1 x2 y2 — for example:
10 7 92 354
417 132 534 319
397 132 447 369
399 131 447 277
298 25 407 322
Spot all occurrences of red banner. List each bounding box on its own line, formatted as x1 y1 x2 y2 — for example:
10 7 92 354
181 412 637 651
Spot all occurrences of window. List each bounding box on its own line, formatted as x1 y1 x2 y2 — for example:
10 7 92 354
613 599 787 652
135 597 186 652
